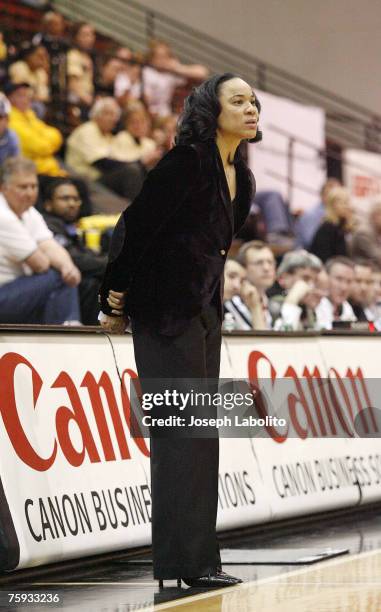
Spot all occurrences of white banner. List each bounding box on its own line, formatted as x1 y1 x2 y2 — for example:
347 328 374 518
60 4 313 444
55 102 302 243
248 90 326 212
0 331 381 571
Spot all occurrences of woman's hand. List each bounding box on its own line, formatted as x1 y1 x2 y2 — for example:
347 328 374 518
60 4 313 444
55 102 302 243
100 313 129 334
107 290 126 315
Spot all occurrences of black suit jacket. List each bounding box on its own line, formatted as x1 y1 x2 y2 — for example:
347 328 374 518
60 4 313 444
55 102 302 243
99 140 255 335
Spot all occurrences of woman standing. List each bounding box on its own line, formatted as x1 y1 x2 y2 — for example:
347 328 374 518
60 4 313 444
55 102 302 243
99 73 261 588
310 186 354 263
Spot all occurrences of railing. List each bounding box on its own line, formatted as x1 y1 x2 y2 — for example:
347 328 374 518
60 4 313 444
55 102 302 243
51 0 381 153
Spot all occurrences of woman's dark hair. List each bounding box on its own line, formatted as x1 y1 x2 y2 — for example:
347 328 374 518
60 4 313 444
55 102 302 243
175 72 262 145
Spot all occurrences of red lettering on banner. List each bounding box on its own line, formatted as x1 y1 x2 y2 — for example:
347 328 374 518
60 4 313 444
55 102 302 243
247 351 377 443
346 367 378 433
81 372 131 460
327 368 354 437
0 353 57 471
53 372 101 467
0 353 150 470
0 349 377 467
248 351 288 443
284 365 318 439
120 369 150 458
302 367 333 436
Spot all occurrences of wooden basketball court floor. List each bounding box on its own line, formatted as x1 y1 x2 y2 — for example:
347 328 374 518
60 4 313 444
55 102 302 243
2 505 381 611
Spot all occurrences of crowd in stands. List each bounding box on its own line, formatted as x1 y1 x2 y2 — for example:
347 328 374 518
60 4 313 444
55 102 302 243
0 7 380 331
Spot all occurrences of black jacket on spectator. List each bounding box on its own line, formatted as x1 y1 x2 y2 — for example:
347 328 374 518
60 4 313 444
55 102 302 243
42 212 107 276
310 220 347 263
43 211 108 325
99 141 255 335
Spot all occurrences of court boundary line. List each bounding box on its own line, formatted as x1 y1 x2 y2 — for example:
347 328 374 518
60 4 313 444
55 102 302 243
153 546 381 610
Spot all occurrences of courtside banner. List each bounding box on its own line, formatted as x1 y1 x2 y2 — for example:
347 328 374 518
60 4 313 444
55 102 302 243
1 331 381 571
0 333 151 570
318 336 381 505
223 334 381 519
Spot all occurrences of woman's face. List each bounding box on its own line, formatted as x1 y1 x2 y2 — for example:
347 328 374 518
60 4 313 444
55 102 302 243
332 194 350 219
217 78 259 141
126 110 151 138
76 25 95 50
27 46 49 71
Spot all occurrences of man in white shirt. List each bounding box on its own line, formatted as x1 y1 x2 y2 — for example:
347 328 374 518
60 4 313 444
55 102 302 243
270 250 323 330
0 157 81 324
315 256 357 329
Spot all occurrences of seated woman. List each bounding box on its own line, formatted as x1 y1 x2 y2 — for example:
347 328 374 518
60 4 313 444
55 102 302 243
114 102 162 167
310 186 355 263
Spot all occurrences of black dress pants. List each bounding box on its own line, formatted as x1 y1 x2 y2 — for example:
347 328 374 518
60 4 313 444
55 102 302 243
131 304 222 579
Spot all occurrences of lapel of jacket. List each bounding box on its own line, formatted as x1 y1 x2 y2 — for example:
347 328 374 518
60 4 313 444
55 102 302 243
213 142 234 234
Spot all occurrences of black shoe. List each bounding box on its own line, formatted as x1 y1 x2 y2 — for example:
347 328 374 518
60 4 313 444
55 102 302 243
158 578 181 589
181 570 242 588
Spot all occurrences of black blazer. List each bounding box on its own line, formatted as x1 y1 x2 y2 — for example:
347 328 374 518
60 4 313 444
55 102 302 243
99 140 255 335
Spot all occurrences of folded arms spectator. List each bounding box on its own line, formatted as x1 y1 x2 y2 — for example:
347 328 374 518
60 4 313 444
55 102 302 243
0 158 81 324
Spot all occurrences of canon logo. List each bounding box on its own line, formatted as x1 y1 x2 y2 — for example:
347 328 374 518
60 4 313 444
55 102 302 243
0 350 378 471
248 350 378 442
0 352 149 472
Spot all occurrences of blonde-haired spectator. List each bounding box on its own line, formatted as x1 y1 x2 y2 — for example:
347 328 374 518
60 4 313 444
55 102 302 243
310 186 354 262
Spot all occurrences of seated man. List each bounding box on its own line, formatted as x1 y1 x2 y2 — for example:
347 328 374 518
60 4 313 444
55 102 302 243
42 178 108 325
66 97 151 201
236 240 277 329
270 250 323 330
0 158 81 324
223 258 267 330
348 259 376 323
315 256 357 329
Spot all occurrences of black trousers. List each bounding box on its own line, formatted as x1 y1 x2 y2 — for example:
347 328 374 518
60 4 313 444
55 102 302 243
131 304 222 579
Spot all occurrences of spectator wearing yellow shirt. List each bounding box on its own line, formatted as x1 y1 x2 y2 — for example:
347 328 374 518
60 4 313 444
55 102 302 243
6 82 66 177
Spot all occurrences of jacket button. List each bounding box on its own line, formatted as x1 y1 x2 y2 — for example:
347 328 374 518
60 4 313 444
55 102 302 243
220 249 226 256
